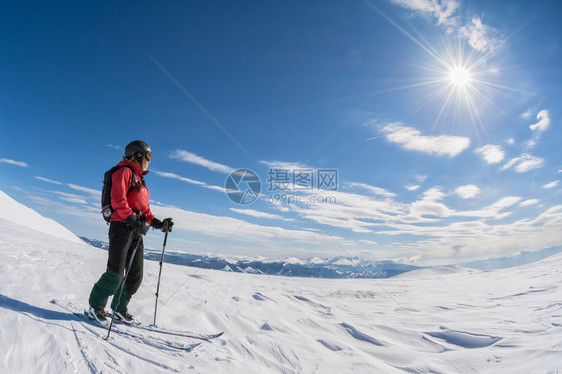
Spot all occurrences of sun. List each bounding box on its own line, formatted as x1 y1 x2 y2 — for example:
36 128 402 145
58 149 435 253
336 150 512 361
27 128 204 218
448 66 472 89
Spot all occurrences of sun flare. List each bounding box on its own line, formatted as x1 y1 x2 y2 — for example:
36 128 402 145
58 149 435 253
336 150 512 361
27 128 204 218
448 66 472 88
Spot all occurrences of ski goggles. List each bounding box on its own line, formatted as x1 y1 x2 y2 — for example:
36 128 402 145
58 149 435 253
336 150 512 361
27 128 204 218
145 151 152 162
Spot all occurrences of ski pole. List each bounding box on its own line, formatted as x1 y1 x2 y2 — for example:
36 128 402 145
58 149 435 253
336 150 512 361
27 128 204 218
151 229 169 327
104 237 142 340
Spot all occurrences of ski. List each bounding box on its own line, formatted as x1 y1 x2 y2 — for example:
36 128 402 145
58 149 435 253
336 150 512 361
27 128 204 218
49 299 201 352
125 323 224 341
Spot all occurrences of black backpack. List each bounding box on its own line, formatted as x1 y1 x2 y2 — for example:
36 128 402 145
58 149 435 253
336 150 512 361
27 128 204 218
101 165 138 222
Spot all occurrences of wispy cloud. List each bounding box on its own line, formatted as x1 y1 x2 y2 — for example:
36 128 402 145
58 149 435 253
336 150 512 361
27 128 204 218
107 144 123 151
501 154 545 173
35 176 63 185
26 194 102 225
149 202 345 250
455 185 480 199
230 208 291 221
67 184 100 197
52 191 89 205
520 199 539 207
486 196 522 212
347 182 396 198
543 180 559 189
152 170 228 194
202 185 227 193
151 170 206 186
388 0 459 28
0 158 29 167
35 177 100 198
259 160 310 170
475 145 505 164
459 17 500 52
382 123 470 157
529 110 550 132
170 150 234 174
387 0 501 52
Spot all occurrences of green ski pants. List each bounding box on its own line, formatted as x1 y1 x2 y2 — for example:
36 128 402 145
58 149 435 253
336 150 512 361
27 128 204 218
88 221 144 313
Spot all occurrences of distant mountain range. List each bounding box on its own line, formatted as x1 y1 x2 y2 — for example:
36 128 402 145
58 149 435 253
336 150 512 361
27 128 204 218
80 237 420 279
80 237 562 279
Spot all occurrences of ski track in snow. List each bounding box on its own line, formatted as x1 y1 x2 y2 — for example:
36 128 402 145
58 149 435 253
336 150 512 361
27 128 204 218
1 191 562 373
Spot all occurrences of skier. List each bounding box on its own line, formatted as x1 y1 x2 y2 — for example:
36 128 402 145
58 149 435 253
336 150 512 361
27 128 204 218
87 140 173 324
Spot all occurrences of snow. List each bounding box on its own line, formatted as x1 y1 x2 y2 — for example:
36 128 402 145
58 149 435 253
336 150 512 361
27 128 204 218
284 257 306 265
1 189 562 373
0 190 83 244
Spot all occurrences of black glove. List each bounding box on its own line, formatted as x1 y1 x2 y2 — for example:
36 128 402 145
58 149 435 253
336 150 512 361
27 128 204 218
136 220 150 236
151 218 162 230
126 214 150 236
161 218 174 233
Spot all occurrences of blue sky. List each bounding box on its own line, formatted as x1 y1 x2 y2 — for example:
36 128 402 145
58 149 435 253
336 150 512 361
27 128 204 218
1 0 561 265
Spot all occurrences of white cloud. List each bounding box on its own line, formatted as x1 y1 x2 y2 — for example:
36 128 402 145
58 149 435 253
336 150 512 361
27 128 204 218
202 185 227 193
529 110 550 132
170 150 234 173
150 202 344 247
382 123 470 157
526 139 537 149
521 111 532 119
455 185 480 199
501 154 545 173
54 191 89 205
347 182 396 198
543 180 559 189
152 170 230 194
409 187 453 218
405 185 420 191
152 170 206 186
35 176 63 185
459 17 500 52
506 138 515 145
230 208 290 221
388 1 502 53
0 158 29 167
519 199 539 207
487 196 522 212
389 0 459 28
475 144 505 164
67 184 100 197
259 160 309 170
452 196 521 219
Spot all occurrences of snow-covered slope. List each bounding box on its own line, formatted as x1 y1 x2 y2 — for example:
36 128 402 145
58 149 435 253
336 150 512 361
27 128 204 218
0 191 561 373
0 190 83 244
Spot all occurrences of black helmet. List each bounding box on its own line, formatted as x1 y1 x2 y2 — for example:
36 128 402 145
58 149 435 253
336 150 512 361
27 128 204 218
125 140 151 161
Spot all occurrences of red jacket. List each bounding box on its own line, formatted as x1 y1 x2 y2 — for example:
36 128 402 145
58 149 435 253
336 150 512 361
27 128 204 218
110 158 155 224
